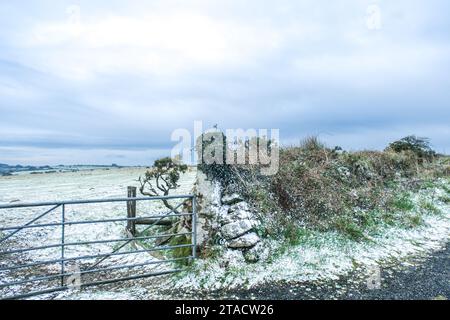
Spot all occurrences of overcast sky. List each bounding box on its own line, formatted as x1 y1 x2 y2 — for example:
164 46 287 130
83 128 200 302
0 0 449 165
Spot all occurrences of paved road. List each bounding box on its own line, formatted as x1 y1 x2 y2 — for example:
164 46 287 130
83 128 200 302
188 243 450 300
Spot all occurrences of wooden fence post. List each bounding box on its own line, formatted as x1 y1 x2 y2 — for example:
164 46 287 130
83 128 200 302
126 186 137 237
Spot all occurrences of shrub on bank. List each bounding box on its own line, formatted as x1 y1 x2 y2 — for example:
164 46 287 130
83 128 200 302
244 136 448 242
386 135 437 162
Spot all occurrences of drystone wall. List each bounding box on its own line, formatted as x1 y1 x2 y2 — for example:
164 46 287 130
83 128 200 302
193 169 269 263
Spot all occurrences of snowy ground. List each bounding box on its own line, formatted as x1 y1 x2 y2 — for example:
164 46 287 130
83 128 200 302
173 214 450 293
0 170 449 300
169 180 450 298
0 168 197 299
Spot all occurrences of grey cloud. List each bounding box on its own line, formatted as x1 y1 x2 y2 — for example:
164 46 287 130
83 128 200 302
0 0 449 165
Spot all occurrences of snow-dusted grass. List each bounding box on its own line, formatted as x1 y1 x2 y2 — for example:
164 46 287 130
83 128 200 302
172 178 450 292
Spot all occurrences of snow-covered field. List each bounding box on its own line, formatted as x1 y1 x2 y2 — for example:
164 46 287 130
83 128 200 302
0 168 197 299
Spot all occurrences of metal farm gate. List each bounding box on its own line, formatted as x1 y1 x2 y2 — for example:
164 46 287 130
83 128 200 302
0 191 196 299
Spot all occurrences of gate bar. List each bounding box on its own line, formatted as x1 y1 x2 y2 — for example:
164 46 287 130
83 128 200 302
0 256 193 289
0 232 194 256
0 244 194 272
2 269 182 300
0 205 60 243
0 213 193 231
0 195 193 209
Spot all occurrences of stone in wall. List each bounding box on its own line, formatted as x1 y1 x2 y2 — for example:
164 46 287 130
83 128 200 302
229 201 250 212
243 242 270 263
221 219 257 240
227 232 260 249
218 209 253 225
193 169 222 249
221 193 244 205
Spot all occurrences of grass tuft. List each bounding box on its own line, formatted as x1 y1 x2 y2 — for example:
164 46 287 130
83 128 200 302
419 200 442 215
390 193 415 212
438 195 450 204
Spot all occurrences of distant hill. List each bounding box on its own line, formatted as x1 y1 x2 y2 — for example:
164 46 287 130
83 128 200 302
0 163 124 176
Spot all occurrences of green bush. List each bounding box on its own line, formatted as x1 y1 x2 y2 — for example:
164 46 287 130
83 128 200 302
386 135 436 162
